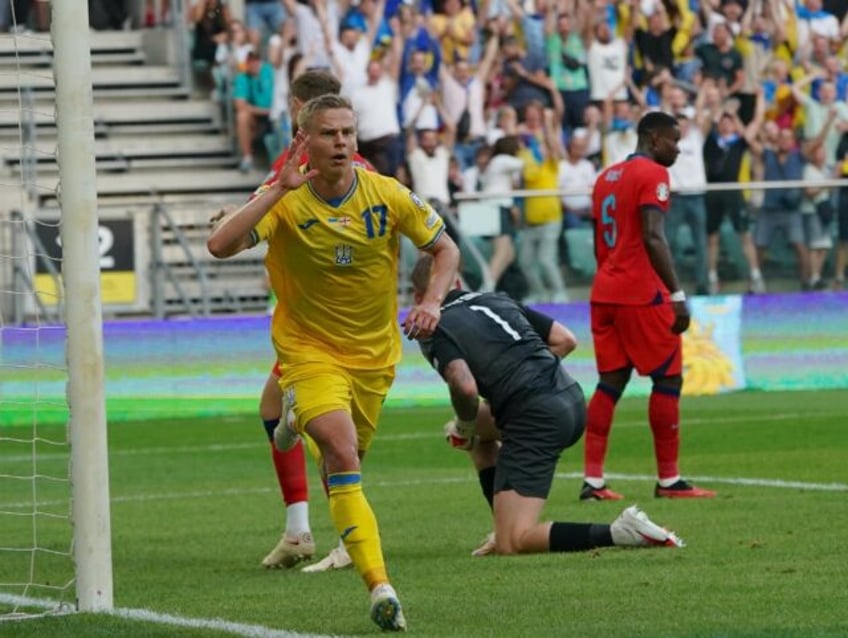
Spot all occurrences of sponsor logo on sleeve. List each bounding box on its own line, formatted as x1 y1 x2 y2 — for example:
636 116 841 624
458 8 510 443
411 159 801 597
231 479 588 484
409 191 427 210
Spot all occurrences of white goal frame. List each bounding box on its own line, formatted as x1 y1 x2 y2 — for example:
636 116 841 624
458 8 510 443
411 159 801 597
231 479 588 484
51 0 113 611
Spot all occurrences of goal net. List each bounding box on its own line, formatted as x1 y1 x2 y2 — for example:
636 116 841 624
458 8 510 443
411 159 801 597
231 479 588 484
0 0 112 620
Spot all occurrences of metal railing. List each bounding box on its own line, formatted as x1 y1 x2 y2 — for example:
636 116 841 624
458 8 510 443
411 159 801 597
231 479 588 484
8 210 63 325
452 178 848 202
149 200 213 318
3 178 846 325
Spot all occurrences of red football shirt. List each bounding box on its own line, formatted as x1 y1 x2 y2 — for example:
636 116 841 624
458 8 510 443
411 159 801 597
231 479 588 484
251 150 376 199
590 155 671 305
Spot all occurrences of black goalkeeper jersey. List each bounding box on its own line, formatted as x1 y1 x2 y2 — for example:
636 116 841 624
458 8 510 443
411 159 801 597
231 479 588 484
420 290 577 421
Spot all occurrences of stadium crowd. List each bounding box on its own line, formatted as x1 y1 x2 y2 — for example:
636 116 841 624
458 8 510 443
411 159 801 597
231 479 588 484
189 0 848 296
14 0 847 296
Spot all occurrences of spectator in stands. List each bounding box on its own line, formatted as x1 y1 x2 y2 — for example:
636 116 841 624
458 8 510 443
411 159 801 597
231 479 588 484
699 0 744 41
447 154 466 206
695 22 745 109
573 102 603 168
244 0 288 50
267 21 301 154
439 32 500 169
477 135 524 291
500 34 555 118
814 56 848 102
214 19 254 103
802 34 832 76
586 15 630 105
632 65 673 110
557 131 596 229
397 6 442 123
668 105 709 296
281 0 340 69
191 0 231 92
486 104 519 145
350 40 404 175
601 97 639 168
660 84 692 116
544 2 590 136
517 100 546 141
791 77 848 163
318 0 384 96
460 143 492 196
833 131 848 289
344 0 392 52
750 126 809 289
402 58 441 132
406 94 455 210
504 0 547 71
735 0 780 125
796 0 842 46
233 50 275 173
762 58 798 126
631 0 680 78
518 108 569 303
801 126 836 290
702 91 765 295
429 0 477 64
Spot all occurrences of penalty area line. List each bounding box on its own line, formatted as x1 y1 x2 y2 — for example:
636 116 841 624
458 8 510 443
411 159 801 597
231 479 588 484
0 593 343 638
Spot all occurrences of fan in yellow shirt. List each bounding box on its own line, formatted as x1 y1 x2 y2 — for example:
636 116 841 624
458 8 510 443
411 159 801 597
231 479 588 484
208 94 460 633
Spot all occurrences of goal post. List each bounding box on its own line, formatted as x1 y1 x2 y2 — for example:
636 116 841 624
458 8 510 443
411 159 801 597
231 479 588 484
51 0 113 612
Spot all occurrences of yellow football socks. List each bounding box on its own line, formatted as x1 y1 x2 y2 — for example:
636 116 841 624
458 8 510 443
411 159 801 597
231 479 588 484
327 471 388 590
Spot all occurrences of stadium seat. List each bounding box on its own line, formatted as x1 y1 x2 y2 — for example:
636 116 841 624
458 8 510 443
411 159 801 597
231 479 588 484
563 227 596 278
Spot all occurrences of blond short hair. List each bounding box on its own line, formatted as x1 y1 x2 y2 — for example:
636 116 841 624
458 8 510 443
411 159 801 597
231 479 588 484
296 94 355 132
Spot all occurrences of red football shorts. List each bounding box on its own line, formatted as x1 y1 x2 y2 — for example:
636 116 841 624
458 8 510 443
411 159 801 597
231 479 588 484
590 302 682 377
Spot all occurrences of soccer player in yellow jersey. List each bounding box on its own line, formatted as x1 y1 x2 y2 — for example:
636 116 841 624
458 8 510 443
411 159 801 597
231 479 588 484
208 94 460 632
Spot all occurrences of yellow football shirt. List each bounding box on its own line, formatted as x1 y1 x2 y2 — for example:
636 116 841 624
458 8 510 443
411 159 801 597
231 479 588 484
521 152 562 226
253 168 445 370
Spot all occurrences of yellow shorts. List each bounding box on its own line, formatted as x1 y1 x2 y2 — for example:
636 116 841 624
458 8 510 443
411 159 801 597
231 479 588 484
278 361 395 454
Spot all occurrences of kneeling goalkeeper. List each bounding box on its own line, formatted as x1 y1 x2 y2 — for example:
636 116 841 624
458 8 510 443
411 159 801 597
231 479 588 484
411 254 685 555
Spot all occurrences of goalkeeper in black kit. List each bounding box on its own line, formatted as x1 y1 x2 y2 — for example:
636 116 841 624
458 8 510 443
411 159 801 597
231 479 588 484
411 254 685 555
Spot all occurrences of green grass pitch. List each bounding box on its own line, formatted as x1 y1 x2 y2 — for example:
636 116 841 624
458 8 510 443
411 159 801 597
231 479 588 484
1 389 847 637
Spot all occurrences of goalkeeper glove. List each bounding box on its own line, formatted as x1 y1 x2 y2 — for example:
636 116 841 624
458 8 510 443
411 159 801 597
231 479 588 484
443 418 476 451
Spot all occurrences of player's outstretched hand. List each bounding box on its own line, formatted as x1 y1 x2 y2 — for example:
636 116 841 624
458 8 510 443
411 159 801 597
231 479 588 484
671 300 690 334
275 131 318 191
402 301 440 340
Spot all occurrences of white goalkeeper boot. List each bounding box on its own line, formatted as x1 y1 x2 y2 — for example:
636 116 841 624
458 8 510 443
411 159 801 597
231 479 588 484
610 505 685 548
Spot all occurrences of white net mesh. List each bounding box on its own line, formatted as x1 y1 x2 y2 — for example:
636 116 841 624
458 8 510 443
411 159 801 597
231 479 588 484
0 6 75 620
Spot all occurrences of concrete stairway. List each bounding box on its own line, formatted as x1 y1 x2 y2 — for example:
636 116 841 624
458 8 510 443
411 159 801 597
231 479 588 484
0 29 272 319
0 29 264 209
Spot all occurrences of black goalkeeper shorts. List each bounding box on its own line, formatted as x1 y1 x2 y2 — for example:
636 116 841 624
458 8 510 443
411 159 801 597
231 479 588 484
494 383 586 499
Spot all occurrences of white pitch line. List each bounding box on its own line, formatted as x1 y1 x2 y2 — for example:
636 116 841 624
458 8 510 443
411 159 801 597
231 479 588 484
1 471 845 511
573 471 848 492
0 593 343 638
1 409 842 464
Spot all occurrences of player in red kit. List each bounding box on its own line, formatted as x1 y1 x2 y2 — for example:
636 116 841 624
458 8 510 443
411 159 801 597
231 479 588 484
214 70 375 572
581 111 716 501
